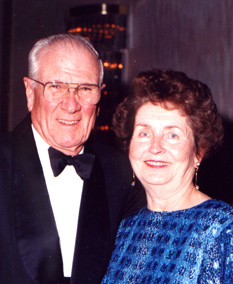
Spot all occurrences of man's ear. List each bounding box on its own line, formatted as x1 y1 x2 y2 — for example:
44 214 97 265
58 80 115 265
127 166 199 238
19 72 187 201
23 77 34 112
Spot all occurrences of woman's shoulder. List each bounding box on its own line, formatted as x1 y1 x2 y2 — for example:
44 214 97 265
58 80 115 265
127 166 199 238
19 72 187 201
198 199 233 217
193 199 233 236
120 207 148 224
189 199 233 223
119 200 233 231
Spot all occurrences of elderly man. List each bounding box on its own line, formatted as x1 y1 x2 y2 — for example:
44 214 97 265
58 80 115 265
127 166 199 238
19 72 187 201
0 34 145 284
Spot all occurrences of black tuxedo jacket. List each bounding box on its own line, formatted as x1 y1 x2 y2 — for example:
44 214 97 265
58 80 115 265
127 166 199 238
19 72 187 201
0 115 146 284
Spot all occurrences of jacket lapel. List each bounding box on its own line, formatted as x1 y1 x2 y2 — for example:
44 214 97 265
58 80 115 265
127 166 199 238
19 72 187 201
71 143 110 284
12 116 64 283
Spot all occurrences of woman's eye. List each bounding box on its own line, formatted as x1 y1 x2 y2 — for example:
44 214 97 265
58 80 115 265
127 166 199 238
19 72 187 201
139 131 151 138
167 133 179 139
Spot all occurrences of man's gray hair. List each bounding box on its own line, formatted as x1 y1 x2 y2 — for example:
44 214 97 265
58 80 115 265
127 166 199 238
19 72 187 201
28 33 104 85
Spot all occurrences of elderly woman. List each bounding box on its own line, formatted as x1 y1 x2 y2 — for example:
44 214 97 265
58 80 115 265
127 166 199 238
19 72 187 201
101 69 233 283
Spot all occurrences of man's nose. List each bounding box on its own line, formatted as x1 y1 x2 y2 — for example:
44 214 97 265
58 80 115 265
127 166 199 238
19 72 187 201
60 89 81 113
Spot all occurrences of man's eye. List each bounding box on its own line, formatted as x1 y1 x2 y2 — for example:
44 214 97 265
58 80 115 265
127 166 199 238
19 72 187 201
48 84 62 90
52 84 62 89
80 86 92 91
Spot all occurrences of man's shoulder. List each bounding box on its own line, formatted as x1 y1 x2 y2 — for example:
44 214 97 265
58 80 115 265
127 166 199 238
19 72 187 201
86 139 132 185
87 140 130 169
0 115 33 158
89 140 124 156
0 130 14 158
0 115 32 141
0 131 12 145
12 114 32 137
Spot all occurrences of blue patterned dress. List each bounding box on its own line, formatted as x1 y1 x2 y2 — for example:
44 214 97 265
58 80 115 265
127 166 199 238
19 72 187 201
101 199 233 283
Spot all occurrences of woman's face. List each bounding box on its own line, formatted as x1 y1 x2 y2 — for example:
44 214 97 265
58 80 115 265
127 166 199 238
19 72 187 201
129 102 198 191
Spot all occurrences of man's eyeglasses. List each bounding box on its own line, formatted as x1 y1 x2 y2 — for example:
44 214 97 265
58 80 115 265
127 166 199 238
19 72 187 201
30 79 104 105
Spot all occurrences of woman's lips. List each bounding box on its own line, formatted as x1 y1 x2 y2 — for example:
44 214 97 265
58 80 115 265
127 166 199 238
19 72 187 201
145 160 169 167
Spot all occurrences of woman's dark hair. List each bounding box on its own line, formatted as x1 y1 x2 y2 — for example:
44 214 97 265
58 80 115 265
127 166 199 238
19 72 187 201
112 69 223 160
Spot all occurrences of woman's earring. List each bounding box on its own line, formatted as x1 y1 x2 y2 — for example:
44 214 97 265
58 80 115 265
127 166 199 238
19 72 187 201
194 162 200 190
131 172 136 187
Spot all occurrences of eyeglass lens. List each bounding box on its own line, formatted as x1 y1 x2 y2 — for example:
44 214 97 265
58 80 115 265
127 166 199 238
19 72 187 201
44 82 100 105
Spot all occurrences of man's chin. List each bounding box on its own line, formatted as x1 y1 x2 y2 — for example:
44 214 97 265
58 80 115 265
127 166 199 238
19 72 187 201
51 140 84 154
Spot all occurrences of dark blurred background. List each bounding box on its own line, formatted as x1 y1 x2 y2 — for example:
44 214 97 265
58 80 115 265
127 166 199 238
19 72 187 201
1 0 233 203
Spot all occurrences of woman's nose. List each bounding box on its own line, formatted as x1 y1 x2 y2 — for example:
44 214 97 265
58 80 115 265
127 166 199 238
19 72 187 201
149 136 165 154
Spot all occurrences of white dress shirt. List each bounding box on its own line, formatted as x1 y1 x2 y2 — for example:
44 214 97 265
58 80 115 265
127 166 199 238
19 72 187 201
32 125 83 277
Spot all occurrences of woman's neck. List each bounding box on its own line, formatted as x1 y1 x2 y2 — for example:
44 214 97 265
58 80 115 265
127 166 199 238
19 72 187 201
145 184 210 212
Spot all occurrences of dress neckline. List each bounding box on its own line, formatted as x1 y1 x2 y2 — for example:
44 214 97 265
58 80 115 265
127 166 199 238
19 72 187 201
144 198 216 214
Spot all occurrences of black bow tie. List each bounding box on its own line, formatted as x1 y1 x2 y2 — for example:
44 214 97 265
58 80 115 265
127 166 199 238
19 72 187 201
48 147 95 179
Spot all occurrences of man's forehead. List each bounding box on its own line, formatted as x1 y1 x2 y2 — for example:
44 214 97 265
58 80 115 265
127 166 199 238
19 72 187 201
38 44 98 67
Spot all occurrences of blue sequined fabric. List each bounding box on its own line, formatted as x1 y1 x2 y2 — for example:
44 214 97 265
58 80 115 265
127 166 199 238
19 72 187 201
101 199 233 283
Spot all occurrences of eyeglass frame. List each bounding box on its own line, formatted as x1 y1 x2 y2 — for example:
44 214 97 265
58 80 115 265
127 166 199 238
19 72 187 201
29 78 105 105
